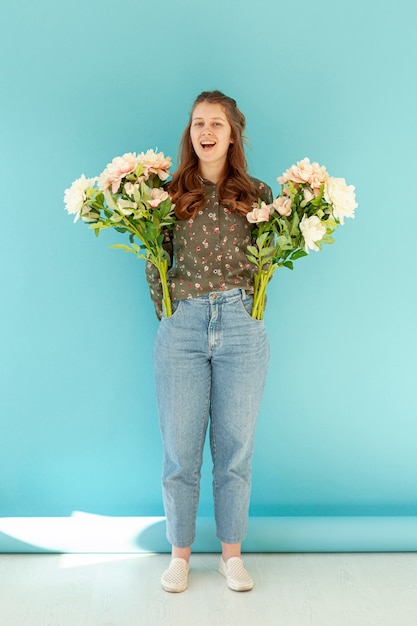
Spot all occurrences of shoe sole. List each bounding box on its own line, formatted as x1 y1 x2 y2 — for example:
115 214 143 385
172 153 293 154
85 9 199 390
161 582 188 593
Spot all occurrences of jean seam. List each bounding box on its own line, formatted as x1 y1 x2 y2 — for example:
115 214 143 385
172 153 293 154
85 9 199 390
210 417 218 536
189 388 211 544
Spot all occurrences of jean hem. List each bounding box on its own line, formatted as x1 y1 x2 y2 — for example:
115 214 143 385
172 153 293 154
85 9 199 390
166 535 195 548
216 534 247 545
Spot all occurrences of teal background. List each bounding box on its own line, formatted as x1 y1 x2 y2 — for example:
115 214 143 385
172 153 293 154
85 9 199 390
1 0 417 548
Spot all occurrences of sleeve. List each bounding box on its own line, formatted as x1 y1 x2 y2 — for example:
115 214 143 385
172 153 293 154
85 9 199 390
249 176 274 205
258 180 274 205
249 178 274 248
145 230 173 320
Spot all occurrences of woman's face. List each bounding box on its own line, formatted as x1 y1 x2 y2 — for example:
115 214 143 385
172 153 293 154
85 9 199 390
190 101 233 179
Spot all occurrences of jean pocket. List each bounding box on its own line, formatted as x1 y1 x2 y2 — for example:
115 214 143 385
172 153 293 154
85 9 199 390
161 299 183 321
238 295 266 324
238 295 254 319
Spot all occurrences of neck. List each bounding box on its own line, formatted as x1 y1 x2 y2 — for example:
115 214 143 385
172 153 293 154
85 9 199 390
199 162 225 184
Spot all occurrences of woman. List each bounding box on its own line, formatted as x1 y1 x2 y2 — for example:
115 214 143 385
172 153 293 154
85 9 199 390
146 90 272 592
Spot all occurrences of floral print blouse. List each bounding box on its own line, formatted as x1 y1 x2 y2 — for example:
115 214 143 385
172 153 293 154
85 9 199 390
146 176 273 318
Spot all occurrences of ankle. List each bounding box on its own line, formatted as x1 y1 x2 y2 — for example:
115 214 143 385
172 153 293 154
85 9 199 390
221 542 241 562
172 546 191 563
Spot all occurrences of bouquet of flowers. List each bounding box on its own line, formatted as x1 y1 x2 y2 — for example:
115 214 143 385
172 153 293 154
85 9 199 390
64 150 176 317
247 157 357 319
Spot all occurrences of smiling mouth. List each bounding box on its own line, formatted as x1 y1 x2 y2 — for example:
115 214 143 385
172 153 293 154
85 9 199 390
201 141 216 150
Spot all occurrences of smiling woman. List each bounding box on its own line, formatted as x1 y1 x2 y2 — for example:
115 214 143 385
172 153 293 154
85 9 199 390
145 90 274 593
168 90 259 221
190 102 233 181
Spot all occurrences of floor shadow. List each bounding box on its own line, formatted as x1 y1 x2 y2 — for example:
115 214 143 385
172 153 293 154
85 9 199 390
0 531 52 553
134 519 171 552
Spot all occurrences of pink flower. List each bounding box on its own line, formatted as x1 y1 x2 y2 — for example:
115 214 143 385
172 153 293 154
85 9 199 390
278 157 328 191
148 188 169 208
98 153 140 193
247 202 272 224
137 149 172 181
272 196 292 217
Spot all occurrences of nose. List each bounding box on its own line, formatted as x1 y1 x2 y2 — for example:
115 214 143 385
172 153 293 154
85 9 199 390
201 126 214 136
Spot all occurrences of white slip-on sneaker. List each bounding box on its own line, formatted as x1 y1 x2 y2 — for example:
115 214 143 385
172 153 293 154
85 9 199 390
219 556 254 591
161 558 189 593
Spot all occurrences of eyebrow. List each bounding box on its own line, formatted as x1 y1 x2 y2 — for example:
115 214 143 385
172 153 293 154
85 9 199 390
192 116 226 121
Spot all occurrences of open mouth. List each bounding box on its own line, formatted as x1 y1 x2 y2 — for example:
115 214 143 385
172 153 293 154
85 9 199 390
201 141 216 151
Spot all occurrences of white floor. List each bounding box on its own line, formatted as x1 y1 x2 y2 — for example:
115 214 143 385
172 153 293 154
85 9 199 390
0 553 416 626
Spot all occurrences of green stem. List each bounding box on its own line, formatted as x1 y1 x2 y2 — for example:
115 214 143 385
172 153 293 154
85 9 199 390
252 263 276 320
113 214 173 317
111 214 173 318
153 255 172 318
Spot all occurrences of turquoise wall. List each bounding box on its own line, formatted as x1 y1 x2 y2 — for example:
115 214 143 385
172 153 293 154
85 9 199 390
1 0 417 542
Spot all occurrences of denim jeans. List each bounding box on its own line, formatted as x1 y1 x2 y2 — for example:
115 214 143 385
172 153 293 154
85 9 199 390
153 288 269 547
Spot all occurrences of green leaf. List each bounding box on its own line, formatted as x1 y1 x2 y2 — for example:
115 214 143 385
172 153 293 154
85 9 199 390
259 246 276 258
133 187 142 205
290 211 300 236
322 234 335 245
247 255 259 265
110 244 136 253
140 221 158 242
257 232 270 248
277 234 293 250
282 261 294 270
247 245 259 257
290 249 308 260
158 198 172 215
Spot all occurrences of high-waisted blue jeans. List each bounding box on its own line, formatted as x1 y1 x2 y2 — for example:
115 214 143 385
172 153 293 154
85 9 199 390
153 288 269 547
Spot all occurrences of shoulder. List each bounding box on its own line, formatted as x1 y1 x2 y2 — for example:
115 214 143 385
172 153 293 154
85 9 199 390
249 176 273 204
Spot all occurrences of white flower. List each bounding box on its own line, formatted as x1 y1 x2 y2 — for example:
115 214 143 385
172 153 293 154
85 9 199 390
64 174 96 222
324 177 357 224
124 182 139 197
299 215 326 252
98 152 140 193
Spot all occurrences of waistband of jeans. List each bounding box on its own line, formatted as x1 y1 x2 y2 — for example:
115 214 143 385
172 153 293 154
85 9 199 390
187 288 250 305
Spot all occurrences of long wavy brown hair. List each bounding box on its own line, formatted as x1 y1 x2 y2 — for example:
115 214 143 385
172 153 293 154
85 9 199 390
169 91 257 220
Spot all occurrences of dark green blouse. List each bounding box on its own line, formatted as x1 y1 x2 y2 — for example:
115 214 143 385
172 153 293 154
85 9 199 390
146 176 273 318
